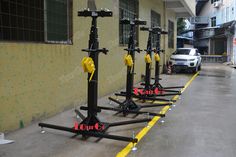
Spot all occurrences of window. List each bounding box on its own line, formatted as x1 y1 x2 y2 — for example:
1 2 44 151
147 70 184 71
196 50 199 56
221 9 225 23
232 7 234 19
226 7 229 22
211 17 216 27
168 20 174 48
151 10 161 48
119 0 139 45
211 0 220 4
45 0 72 43
174 49 191 55
0 0 72 43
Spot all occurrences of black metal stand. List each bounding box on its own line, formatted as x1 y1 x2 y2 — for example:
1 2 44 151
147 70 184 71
142 27 155 94
151 27 184 92
97 19 170 117
131 27 180 101
39 9 152 143
114 27 178 102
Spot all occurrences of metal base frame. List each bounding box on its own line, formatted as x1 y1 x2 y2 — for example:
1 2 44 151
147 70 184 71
114 91 177 102
39 109 153 143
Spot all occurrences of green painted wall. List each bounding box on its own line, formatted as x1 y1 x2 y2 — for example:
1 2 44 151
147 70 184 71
0 0 177 132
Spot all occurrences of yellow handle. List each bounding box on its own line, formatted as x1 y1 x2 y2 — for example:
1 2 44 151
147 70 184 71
124 54 133 67
154 53 160 62
145 54 152 63
81 57 95 81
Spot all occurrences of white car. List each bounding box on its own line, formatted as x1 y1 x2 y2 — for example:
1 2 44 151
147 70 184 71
169 48 202 73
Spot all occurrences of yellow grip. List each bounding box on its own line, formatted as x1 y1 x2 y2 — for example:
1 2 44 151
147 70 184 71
81 57 95 82
124 54 133 67
145 54 152 63
154 53 160 62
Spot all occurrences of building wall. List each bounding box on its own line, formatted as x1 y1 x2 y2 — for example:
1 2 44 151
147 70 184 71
0 0 177 132
184 44 194 48
199 1 215 22
196 0 236 60
183 0 196 16
199 0 236 26
165 10 177 62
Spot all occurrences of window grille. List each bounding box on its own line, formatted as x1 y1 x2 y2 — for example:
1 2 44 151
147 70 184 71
0 0 72 44
119 0 139 45
151 10 161 48
168 20 174 48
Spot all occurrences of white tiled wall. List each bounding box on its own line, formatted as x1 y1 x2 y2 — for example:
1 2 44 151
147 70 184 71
214 1 235 25
201 0 236 26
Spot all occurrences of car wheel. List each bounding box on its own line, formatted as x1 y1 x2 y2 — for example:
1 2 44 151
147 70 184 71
198 64 201 71
192 66 198 73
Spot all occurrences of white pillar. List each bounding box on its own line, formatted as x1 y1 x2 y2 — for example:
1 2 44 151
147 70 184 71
227 35 232 62
209 39 211 55
233 25 236 64
232 0 236 63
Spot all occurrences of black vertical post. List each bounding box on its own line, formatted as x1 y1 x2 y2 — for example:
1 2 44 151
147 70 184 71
126 24 136 100
154 32 161 85
88 17 98 117
144 30 152 90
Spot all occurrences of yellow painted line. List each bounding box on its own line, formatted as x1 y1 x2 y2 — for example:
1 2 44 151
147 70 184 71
116 72 199 157
181 72 199 93
172 72 199 101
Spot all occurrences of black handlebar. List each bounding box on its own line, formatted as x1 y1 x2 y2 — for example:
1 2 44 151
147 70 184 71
140 26 168 34
140 27 151 31
120 18 146 25
78 9 113 17
82 48 109 55
154 49 165 54
124 48 142 53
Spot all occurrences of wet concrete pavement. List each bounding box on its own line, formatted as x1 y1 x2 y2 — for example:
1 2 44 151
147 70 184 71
0 66 189 157
128 63 236 157
1 63 236 157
